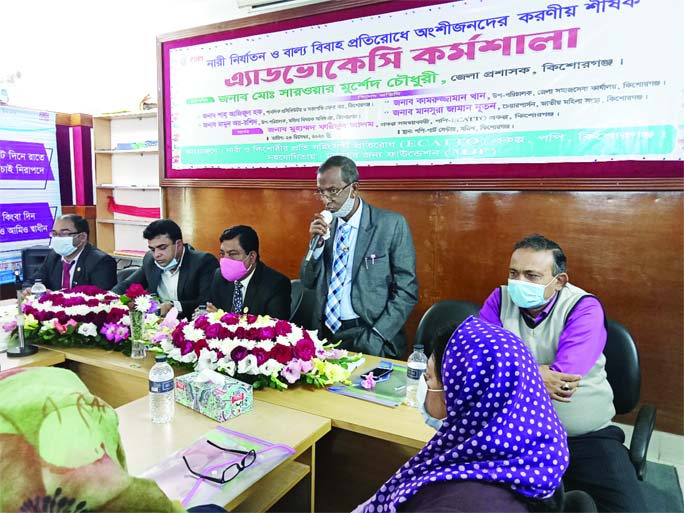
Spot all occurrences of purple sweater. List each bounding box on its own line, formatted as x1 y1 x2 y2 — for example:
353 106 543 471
479 288 606 375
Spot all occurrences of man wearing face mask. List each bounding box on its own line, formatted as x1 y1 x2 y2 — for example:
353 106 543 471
207 225 290 319
479 234 646 513
113 219 218 319
300 155 418 358
34 214 117 291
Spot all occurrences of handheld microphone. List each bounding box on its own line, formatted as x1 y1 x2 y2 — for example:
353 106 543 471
305 210 333 262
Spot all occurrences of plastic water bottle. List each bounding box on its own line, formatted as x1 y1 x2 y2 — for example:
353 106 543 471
405 344 428 407
30 279 47 300
149 355 175 423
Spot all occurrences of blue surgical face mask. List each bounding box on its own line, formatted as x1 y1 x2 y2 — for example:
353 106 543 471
332 185 355 219
417 374 446 431
51 235 78 257
154 243 180 273
507 276 558 309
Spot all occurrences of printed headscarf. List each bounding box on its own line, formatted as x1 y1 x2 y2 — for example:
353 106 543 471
0 366 185 513
357 316 569 513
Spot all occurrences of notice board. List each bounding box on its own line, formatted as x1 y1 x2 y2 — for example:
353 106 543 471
158 0 684 185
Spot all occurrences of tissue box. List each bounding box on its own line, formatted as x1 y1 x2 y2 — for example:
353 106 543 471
175 371 253 422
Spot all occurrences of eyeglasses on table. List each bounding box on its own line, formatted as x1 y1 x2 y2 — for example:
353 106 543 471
183 440 257 485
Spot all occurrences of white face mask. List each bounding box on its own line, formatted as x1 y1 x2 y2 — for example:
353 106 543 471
417 375 446 431
51 236 78 257
332 185 355 219
154 242 180 272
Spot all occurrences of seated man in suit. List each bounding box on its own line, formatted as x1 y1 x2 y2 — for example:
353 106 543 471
207 225 291 319
34 214 117 291
300 155 418 358
113 219 218 318
478 234 646 513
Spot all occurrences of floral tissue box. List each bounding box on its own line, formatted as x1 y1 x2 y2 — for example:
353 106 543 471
175 370 253 422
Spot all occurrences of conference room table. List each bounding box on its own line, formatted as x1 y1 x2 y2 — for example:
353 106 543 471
0 300 435 511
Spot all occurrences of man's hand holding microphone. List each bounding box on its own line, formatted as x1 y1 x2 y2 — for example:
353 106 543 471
305 210 333 262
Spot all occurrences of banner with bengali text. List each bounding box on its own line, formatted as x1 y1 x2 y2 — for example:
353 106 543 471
0 107 60 285
164 0 684 176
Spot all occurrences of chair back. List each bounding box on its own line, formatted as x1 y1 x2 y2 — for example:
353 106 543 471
603 318 641 414
289 279 304 321
21 245 51 286
116 266 140 285
414 300 480 355
290 282 319 331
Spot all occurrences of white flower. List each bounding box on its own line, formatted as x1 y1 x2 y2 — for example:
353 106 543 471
217 359 236 376
160 338 175 353
257 340 275 352
168 347 182 361
77 323 98 337
40 319 58 331
134 295 152 314
259 359 284 377
196 348 218 371
145 313 160 326
180 350 198 364
183 324 205 342
237 354 258 374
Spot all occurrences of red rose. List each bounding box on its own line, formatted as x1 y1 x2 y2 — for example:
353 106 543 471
124 283 147 300
251 347 269 366
230 346 249 362
204 323 223 339
274 320 292 337
293 338 315 361
270 344 293 365
221 313 239 325
194 315 210 330
260 326 276 340
193 339 209 356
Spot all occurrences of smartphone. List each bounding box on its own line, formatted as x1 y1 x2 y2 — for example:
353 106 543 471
361 367 393 380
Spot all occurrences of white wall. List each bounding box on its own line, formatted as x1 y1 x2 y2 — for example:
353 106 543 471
0 0 303 114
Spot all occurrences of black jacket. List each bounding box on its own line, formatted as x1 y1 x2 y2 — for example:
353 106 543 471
113 244 218 318
209 260 291 320
35 243 117 291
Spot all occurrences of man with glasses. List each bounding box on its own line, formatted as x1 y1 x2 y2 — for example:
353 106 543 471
113 219 218 319
34 214 117 291
300 155 418 358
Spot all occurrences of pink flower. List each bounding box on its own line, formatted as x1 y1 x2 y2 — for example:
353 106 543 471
100 323 129 343
298 359 313 374
204 323 223 339
293 338 315 361
2 320 17 332
54 321 67 334
361 372 376 390
282 361 302 384
194 315 210 330
220 313 239 325
70 285 106 296
260 326 276 339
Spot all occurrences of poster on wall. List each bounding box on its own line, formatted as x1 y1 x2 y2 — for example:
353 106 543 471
162 0 684 179
0 107 60 285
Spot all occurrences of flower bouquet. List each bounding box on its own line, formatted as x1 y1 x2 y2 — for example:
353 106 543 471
0 285 159 355
150 310 360 390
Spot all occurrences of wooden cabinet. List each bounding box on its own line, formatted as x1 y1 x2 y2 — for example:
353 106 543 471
93 110 161 260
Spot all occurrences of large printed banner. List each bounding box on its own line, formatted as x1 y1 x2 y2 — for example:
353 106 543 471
165 0 684 175
0 107 60 285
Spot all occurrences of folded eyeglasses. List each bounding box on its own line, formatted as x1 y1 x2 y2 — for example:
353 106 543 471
183 440 257 484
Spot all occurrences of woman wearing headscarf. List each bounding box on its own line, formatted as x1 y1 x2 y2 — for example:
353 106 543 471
354 316 569 513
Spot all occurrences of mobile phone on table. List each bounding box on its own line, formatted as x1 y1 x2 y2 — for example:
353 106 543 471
361 367 393 381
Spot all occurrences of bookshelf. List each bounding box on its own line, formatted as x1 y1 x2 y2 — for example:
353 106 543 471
93 110 161 257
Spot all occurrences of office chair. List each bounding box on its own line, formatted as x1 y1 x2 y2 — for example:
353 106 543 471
116 266 140 285
414 300 481 356
603 318 657 480
21 245 51 286
290 282 319 331
289 279 304 321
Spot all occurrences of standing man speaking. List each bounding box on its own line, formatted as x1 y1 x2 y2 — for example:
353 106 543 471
300 156 418 358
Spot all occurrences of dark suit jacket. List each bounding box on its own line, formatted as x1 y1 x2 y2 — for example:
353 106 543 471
112 244 218 318
209 261 291 320
300 201 418 358
35 243 117 291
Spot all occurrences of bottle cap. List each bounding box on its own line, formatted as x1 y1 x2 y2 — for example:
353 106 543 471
155 355 167 362
414 344 424 350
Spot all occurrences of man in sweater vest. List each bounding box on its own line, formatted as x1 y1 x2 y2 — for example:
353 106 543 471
479 234 645 513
